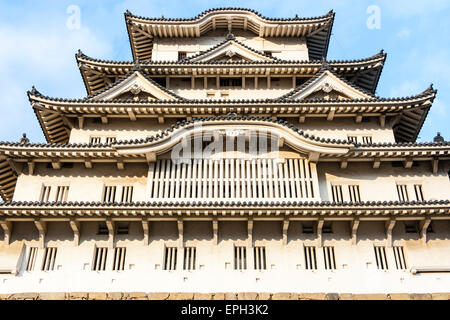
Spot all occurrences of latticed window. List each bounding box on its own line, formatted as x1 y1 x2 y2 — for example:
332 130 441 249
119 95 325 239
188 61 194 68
26 247 38 271
348 185 361 202
183 247 196 270
103 186 133 203
396 184 409 202
234 246 247 270
105 137 116 144
103 186 117 202
42 247 58 271
304 246 317 270
253 246 267 270
92 247 108 271
393 246 407 270
164 247 178 271
413 184 424 201
374 246 388 270
362 136 373 144
331 185 343 203
120 186 134 203
90 137 102 144
112 247 126 271
55 186 69 202
323 246 336 270
148 158 316 201
40 186 51 202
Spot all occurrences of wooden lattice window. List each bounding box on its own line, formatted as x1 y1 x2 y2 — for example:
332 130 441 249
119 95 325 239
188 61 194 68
41 247 58 271
374 246 388 270
26 247 38 271
112 247 126 271
331 185 344 203
393 246 407 270
304 246 317 270
253 246 267 270
92 247 108 271
323 246 336 270
234 246 247 270
164 247 178 271
396 184 409 202
55 186 69 202
348 185 361 202
183 247 196 271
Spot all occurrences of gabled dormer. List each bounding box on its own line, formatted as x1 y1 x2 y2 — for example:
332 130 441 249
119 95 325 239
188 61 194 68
281 65 373 101
184 35 277 63
89 69 183 101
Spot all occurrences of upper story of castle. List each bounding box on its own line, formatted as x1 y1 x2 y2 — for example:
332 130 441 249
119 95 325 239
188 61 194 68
0 8 447 205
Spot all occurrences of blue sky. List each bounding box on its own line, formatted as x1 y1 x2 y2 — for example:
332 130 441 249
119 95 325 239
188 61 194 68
0 0 449 143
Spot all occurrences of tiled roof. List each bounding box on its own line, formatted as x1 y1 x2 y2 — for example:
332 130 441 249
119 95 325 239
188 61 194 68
125 7 334 23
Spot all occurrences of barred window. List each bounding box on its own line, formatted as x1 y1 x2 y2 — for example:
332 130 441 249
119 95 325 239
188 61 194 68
374 246 388 270
41 247 58 271
331 185 344 203
396 184 409 202
25 247 38 271
103 186 117 203
105 137 117 144
253 246 267 270
120 186 134 203
234 246 247 270
323 246 336 270
347 136 358 143
164 247 178 271
90 137 102 144
112 247 126 271
393 246 407 270
362 136 373 144
40 186 51 202
183 247 196 271
55 186 69 202
413 184 424 201
348 185 361 202
92 247 108 271
304 246 317 270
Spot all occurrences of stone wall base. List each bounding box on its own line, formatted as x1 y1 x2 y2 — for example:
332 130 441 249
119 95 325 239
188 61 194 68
0 292 449 300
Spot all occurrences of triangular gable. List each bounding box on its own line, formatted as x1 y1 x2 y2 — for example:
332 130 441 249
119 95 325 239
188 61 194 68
90 71 181 101
188 39 276 63
285 69 373 100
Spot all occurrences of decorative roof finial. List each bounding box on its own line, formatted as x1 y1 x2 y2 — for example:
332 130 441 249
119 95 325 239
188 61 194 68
19 133 29 144
321 57 330 70
434 132 444 143
379 49 384 55
125 10 131 16
226 30 235 40
133 58 142 72
429 83 434 91
30 86 39 95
